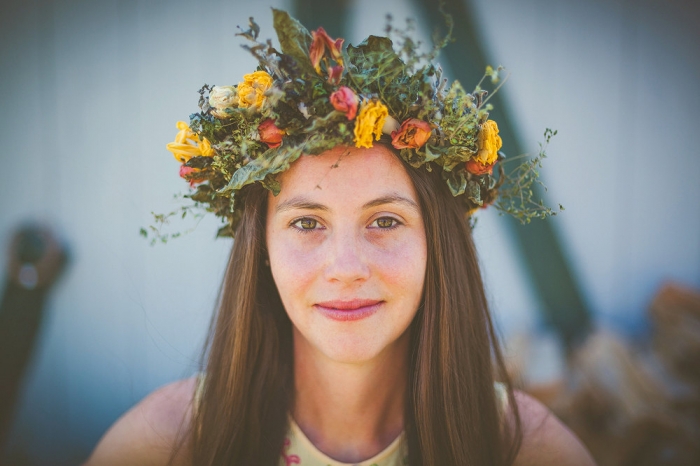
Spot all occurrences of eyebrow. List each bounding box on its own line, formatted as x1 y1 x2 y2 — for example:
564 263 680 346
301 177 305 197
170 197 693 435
362 194 419 211
274 193 420 214
275 197 329 214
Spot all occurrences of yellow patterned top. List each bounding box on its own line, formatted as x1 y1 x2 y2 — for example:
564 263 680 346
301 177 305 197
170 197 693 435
280 416 408 466
194 375 508 466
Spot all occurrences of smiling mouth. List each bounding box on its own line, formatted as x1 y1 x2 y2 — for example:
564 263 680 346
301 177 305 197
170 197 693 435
314 299 383 321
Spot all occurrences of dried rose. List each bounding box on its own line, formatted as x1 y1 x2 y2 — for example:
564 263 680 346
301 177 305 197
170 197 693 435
237 71 273 109
391 118 432 150
466 158 496 175
330 86 359 120
475 120 502 165
353 99 388 149
208 85 238 119
258 119 284 148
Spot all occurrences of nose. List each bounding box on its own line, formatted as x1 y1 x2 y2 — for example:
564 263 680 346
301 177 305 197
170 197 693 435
322 228 370 284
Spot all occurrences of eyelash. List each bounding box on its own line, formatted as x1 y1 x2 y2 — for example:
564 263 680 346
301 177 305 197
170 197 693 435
290 217 322 233
290 216 402 234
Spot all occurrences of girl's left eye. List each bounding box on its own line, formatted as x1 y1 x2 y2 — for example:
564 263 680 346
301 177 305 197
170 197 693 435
371 217 400 229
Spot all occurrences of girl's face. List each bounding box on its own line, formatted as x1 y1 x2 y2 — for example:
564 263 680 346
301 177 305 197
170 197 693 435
266 145 427 364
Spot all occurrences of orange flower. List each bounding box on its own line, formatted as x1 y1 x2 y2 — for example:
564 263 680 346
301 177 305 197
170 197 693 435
466 158 496 175
258 119 284 148
310 27 344 74
330 86 359 120
390 118 432 149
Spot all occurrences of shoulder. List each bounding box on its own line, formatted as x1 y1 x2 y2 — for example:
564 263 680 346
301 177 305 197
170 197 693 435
511 390 597 466
83 376 199 466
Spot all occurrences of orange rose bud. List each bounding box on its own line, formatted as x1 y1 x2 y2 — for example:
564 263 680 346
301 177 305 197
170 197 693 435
258 119 284 148
327 65 344 85
179 165 206 187
309 30 326 73
391 118 432 149
330 86 359 120
466 158 496 175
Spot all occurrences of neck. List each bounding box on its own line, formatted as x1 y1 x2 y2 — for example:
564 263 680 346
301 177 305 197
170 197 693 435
291 329 409 463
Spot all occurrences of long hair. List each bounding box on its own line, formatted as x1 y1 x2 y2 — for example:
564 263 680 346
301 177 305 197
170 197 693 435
187 146 522 465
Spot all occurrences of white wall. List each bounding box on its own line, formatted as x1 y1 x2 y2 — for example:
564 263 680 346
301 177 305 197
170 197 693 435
0 0 698 463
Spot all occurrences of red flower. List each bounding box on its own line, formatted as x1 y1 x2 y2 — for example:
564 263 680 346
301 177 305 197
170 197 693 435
258 119 284 148
310 27 344 74
330 86 359 120
179 165 206 187
391 118 432 149
466 158 497 175
327 65 344 85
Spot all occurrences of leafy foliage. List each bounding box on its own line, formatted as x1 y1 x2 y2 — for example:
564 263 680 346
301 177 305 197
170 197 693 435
146 9 558 243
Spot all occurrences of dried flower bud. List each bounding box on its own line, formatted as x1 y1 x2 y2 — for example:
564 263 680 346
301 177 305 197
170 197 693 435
209 85 238 119
390 118 431 149
330 86 358 120
258 119 284 148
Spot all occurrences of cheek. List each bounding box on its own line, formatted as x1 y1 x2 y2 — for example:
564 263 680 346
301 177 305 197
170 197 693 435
370 233 427 287
267 233 321 307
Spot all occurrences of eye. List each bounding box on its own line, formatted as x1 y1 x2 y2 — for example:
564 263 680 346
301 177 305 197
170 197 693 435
291 217 323 233
370 217 401 229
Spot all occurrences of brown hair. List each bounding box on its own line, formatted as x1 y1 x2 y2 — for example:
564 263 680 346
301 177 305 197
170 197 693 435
185 146 522 465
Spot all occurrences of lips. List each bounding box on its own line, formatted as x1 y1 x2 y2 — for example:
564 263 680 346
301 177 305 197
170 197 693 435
314 299 383 322
314 299 383 310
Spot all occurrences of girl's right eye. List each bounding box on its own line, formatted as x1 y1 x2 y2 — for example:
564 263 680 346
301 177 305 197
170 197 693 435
291 217 321 232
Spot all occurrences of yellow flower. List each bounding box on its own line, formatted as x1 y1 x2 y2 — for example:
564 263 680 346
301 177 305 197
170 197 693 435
237 71 273 109
475 120 502 165
353 100 388 149
166 121 215 163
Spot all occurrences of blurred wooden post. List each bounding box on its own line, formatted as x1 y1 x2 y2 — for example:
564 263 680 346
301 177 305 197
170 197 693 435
0 225 67 454
412 0 591 348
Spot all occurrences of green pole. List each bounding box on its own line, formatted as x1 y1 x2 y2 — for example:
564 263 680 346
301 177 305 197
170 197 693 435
412 0 591 348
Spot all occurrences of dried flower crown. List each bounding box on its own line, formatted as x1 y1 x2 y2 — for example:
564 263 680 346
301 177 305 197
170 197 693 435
146 9 558 243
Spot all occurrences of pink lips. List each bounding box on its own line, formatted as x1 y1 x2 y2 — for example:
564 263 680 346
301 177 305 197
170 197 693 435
314 299 383 321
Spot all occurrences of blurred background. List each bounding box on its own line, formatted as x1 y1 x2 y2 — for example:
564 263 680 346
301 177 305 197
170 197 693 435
0 0 698 464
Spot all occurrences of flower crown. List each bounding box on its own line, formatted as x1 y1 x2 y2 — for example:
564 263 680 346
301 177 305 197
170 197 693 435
149 9 558 242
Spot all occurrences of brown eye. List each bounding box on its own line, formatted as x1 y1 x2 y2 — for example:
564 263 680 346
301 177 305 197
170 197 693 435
373 217 399 229
295 218 318 230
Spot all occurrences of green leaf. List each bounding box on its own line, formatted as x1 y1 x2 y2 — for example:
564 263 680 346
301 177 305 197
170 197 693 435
220 145 303 194
466 180 482 205
272 9 315 75
346 36 401 66
444 169 467 196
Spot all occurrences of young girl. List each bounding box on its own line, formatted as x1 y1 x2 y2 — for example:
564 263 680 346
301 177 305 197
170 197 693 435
86 10 595 466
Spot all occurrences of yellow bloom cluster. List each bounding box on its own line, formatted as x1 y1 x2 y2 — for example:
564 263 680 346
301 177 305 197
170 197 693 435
475 120 502 165
353 100 388 149
237 71 273 108
166 121 215 163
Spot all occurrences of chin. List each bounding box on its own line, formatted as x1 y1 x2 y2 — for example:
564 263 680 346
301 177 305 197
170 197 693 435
314 331 400 364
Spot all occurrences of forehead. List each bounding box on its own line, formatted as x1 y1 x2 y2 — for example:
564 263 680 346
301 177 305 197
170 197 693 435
269 145 417 207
